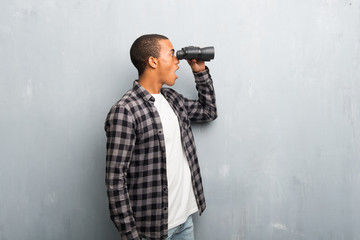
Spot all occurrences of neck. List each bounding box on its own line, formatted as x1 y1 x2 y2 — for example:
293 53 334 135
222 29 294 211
138 71 162 94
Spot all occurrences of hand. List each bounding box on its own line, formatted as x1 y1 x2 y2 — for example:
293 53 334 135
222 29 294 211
187 59 205 73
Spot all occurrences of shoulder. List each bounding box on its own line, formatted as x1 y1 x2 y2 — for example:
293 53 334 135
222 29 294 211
110 89 141 112
106 89 141 122
161 87 183 101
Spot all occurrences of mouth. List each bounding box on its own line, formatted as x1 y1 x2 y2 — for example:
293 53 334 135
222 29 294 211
175 66 179 78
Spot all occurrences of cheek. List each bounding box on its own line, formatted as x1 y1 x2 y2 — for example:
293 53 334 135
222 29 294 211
164 62 173 72
159 58 173 75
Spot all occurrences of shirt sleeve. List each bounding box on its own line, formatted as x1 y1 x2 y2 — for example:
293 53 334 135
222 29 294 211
183 67 218 122
105 105 141 240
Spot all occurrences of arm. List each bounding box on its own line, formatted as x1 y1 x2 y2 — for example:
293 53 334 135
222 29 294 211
105 106 140 240
183 60 217 122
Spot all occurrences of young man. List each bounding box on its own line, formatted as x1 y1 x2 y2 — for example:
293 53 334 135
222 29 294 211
105 34 217 240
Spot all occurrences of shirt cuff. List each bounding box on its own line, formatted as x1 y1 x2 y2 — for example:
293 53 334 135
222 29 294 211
120 228 141 240
194 66 211 83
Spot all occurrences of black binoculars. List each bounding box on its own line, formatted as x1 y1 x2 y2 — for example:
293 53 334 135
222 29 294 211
176 46 215 61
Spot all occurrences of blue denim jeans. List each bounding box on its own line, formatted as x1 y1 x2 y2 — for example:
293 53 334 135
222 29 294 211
142 215 194 240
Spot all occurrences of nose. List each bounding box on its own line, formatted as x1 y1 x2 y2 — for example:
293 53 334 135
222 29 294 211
175 57 179 64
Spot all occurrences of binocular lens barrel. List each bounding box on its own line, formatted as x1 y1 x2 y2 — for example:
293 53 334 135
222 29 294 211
176 46 215 61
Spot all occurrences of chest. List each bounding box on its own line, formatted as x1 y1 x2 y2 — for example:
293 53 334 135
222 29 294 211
132 96 190 144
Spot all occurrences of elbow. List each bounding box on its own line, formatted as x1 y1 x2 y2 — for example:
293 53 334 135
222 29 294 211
210 111 218 121
213 112 218 120
204 107 217 122
210 104 218 121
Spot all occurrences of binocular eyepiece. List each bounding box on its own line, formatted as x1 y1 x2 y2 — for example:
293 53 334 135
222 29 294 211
176 46 215 61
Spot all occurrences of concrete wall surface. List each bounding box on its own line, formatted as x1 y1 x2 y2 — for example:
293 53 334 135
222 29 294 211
1 0 360 239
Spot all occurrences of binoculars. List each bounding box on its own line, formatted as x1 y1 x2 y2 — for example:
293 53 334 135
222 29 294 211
176 46 215 61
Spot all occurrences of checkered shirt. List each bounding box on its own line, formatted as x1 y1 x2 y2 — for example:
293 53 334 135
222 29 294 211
104 67 217 240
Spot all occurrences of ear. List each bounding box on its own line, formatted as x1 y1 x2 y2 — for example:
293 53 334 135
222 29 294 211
148 56 158 69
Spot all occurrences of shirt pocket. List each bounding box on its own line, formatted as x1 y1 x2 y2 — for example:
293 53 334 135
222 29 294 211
135 122 158 144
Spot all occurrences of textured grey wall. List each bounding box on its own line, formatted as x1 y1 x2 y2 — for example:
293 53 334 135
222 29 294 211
1 0 360 239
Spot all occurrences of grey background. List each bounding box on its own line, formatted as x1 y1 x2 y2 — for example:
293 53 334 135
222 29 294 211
1 0 360 239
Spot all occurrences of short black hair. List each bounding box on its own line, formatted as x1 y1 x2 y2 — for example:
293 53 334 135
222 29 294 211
130 34 168 76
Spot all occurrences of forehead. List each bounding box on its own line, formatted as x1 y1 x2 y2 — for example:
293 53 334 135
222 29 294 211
158 39 174 52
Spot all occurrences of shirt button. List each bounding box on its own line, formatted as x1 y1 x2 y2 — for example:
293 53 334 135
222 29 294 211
158 130 162 134
164 207 167 211
163 187 168 193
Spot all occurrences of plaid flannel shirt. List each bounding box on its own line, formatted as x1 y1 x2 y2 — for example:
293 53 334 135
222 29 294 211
105 67 217 240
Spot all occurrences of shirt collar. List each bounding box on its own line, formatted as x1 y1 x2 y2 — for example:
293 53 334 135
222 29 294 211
133 80 155 102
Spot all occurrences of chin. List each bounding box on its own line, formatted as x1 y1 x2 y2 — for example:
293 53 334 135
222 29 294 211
166 79 176 86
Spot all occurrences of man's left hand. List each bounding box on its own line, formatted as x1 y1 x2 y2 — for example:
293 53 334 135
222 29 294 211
187 59 206 73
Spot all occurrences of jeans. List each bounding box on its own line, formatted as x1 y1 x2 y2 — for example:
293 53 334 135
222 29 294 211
142 215 194 240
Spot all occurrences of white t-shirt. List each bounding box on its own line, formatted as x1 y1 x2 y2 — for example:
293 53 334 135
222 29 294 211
152 93 198 229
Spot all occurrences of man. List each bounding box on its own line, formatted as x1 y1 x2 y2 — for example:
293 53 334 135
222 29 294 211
105 34 217 240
